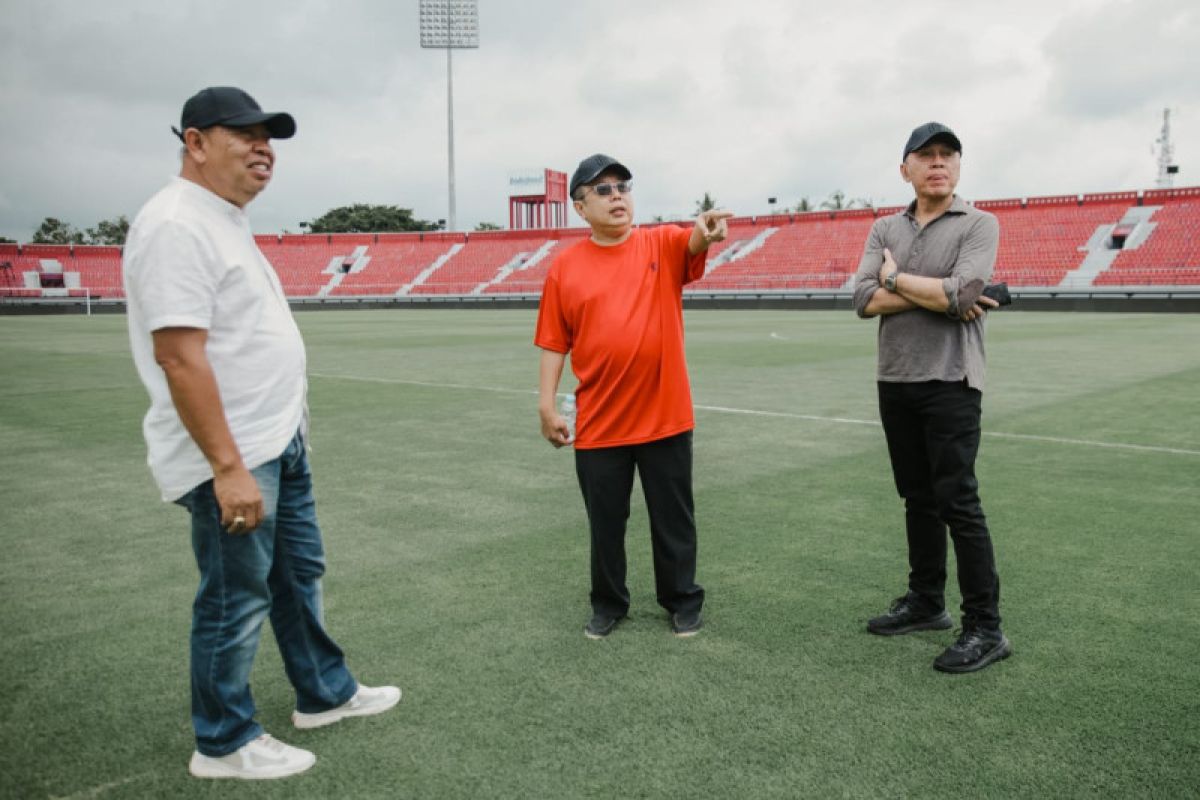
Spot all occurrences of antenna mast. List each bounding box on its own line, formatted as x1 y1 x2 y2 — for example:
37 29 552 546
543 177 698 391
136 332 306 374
1155 108 1179 189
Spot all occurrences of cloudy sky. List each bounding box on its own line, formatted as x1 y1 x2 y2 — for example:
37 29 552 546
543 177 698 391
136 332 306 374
0 0 1194 241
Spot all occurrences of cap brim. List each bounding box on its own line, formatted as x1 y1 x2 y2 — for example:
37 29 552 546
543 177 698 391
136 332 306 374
222 111 297 139
570 161 632 197
906 132 961 157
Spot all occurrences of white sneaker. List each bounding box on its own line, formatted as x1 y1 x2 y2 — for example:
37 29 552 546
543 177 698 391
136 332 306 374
292 684 402 730
188 733 315 780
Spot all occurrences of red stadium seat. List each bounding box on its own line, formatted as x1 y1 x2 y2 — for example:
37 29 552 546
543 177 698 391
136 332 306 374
6 189 1198 302
1097 198 1200 286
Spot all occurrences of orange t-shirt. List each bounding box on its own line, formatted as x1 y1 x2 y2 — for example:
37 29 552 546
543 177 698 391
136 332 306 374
534 225 706 449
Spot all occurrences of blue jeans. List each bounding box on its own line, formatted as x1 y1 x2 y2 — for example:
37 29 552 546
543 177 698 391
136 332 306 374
176 431 357 756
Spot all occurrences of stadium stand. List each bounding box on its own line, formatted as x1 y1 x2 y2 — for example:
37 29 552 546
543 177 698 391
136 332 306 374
4 187 1198 301
416 230 559 296
1096 187 1200 286
483 229 589 294
984 195 1133 287
331 234 462 297
258 234 351 297
693 211 876 291
0 242 39 297
70 246 123 298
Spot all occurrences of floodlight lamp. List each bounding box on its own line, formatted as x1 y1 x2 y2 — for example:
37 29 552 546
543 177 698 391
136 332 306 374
419 0 479 49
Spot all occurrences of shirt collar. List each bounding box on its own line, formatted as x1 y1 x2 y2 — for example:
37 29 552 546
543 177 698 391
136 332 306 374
172 176 249 224
903 194 969 220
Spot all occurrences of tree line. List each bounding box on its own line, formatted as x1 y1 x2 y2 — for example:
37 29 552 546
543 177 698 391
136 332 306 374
22 204 504 247
23 191 871 246
30 216 131 246
645 190 872 223
699 190 873 215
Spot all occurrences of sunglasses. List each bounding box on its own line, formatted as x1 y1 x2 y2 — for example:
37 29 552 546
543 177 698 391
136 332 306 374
584 181 633 197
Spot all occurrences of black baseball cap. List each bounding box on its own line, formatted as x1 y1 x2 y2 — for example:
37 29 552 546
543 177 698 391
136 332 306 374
172 86 296 142
903 122 961 159
569 154 632 197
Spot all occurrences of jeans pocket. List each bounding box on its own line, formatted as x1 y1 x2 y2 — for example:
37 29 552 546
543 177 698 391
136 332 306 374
175 487 197 512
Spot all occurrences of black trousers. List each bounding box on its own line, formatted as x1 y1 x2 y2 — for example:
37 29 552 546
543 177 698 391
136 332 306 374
878 380 1001 631
574 431 705 618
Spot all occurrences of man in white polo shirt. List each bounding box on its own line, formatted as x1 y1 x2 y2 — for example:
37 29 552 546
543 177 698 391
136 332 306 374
123 86 399 780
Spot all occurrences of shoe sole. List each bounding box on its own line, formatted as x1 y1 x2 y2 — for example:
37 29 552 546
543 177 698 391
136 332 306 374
672 627 702 638
933 637 1013 674
189 753 315 780
583 616 626 640
292 688 402 730
867 611 953 636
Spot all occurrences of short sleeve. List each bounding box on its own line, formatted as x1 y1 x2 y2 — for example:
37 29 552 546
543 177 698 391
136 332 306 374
533 266 571 353
659 225 706 285
126 220 220 332
679 225 707 284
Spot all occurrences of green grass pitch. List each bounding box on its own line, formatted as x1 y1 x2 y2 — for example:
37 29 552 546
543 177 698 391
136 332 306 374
1 309 1198 798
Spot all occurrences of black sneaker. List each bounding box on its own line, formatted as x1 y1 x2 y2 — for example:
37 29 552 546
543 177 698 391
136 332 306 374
866 595 953 636
584 613 624 640
670 610 703 638
933 628 1012 673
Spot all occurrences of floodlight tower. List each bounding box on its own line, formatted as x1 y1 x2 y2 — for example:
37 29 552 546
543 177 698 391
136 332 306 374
1154 108 1179 189
419 0 479 232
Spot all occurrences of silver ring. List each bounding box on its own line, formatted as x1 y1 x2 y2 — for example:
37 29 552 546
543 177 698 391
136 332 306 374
233 515 246 527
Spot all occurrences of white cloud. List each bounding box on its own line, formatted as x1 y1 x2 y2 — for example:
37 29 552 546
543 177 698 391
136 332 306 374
1044 0 1200 118
0 0 1193 240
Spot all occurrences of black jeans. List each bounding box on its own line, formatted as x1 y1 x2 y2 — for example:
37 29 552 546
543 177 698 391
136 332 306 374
574 431 705 618
878 380 1001 631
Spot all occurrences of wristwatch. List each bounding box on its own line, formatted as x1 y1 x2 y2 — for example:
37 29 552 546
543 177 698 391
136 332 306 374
883 271 898 292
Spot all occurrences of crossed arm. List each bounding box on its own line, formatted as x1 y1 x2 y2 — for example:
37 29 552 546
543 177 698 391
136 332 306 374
865 248 997 320
855 215 1000 322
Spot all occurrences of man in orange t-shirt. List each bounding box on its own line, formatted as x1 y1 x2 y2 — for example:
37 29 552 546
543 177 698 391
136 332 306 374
535 153 733 639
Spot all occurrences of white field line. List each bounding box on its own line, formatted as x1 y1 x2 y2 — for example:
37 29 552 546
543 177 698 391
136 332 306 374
309 372 1200 457
53 772 155 799
982 430 1200 456
694 403 878 427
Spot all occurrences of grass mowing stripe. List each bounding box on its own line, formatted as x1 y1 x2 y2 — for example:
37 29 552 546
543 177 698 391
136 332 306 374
309 370 536 396
311 371 1200 456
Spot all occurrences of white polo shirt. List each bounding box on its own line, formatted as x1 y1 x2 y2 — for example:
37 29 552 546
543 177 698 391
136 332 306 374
124 177 307 501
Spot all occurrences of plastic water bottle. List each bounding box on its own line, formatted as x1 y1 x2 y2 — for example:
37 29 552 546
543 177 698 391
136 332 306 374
559 394 577 443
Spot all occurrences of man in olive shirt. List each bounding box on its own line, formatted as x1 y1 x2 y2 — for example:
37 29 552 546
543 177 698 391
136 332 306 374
852 122 1010 674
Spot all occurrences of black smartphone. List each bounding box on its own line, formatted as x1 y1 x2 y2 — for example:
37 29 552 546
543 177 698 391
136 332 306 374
981 282 1012 307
